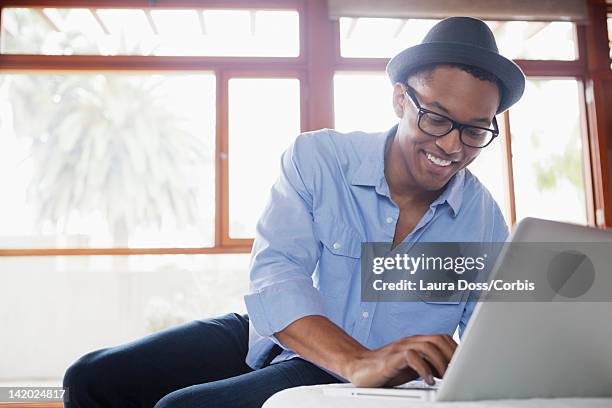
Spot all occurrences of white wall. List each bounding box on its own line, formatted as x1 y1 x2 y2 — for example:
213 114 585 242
0 253 251 382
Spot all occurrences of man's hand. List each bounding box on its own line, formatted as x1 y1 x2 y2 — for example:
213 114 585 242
275 316 457 389
344 334 457 388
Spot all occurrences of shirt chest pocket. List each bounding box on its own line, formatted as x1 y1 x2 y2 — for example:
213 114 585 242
388 299 464 335
313 216 362 297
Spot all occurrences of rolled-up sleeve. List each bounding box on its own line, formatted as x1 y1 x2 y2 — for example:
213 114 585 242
244 134 325 339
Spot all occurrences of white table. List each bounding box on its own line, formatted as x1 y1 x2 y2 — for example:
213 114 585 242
263 385 612 408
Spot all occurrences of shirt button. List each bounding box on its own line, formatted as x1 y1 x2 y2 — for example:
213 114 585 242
362 311 369 318
386 217 394 224
332 242 341 250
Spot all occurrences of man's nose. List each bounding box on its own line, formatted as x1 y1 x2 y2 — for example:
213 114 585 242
435 128 462 155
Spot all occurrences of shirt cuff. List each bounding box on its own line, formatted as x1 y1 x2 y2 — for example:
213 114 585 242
244 279 325 338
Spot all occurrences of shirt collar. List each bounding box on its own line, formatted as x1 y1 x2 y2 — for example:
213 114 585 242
350 125 396 190
350 124 465 217
431 168 465 217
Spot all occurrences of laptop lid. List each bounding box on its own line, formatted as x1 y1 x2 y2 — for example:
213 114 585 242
437 217 612 401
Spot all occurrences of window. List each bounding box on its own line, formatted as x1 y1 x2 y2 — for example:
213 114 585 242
228 78 301 238
339 18 439 59
1 8 300 56
333 73 396 133
0 3 303 253
339 17 577 60
510 79 587 224
0 5 602 248
0 72 216 248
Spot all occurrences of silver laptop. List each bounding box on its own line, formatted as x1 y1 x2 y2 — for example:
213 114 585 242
323 217 612 401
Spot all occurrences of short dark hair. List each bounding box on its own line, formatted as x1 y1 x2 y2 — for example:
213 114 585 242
405 62 503 98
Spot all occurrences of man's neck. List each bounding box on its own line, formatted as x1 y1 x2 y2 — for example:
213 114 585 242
384 132 442 209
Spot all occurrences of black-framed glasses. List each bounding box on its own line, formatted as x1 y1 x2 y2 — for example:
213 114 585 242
404 85 499 148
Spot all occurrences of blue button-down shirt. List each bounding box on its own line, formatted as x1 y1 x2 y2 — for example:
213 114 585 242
243 126 509 378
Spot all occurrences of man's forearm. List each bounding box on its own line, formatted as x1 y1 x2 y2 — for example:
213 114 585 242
274 315 368 379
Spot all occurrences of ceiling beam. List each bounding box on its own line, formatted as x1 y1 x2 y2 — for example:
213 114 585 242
344 17 358 39
393 19 407 39
37 8 61 32
145 9 158 35
197 9 206 35
91 8 110 35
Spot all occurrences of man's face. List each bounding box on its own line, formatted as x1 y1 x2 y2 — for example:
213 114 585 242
392 65 500 192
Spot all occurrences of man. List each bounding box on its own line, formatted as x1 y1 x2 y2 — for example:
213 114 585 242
63 16 525 408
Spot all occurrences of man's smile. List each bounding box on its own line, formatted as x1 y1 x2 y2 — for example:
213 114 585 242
425 151 457 167
420 150 461 178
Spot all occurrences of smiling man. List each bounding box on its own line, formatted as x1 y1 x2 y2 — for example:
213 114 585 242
246 17 524 393
63 16 525 408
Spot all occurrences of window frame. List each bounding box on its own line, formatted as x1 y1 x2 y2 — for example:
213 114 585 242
0 0 608 257
0 0 308 255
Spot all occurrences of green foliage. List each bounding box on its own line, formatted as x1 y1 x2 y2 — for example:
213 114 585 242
534 140 584 192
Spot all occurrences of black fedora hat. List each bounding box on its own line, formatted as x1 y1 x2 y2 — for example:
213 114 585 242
386 16 525 114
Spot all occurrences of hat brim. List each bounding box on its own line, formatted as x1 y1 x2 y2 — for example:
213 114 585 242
386 42 525 114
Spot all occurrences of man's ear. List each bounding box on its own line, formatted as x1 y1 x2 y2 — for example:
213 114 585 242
392 83 406 118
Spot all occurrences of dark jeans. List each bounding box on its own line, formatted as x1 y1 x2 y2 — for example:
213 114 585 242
62 313 341 408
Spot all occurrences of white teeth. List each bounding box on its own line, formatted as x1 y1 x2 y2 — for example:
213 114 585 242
426 152 452 167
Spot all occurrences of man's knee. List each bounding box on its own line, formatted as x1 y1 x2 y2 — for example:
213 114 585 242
153 388 197 408
153 383 239 408
63 349 116 405
152 391 177 408
64 351 97 391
